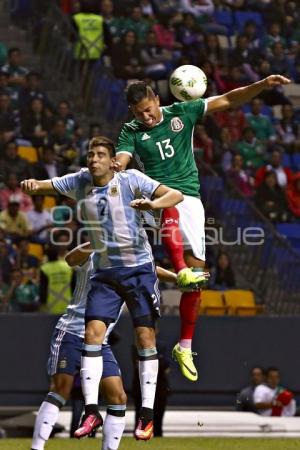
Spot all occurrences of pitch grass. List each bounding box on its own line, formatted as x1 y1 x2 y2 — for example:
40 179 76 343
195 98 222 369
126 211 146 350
0 438 300 450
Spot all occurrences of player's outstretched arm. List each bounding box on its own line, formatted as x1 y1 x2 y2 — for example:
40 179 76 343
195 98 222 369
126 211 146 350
20 178 55 195
131 185 183 211
65 242 92 267
206 75 291 113
114 153 131 171
156 266 177 283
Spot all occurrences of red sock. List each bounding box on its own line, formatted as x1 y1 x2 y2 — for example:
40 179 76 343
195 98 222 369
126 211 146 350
179 291 201 342
161 207 187 273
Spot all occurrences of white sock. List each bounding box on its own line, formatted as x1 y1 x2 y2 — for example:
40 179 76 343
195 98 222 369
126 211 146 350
179 339 192 350
81 344 103 406
102 408 126 450
31 393 65 450
138 348 158 410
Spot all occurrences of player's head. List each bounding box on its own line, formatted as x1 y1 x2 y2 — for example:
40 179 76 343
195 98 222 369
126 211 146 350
126 81 161 128
87 136 116 177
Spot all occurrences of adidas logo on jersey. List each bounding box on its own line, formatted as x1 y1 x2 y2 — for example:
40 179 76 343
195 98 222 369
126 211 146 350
141 133 150 141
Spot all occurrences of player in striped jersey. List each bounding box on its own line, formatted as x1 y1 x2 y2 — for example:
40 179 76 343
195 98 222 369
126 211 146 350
22 136 184 441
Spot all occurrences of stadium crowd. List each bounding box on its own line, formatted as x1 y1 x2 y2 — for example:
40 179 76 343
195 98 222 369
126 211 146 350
0 0 300 313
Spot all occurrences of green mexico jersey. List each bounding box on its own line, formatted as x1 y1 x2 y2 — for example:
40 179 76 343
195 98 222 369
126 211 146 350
116 98 206 197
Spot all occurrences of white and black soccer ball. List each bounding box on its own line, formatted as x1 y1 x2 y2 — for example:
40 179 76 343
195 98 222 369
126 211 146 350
169 65 207 102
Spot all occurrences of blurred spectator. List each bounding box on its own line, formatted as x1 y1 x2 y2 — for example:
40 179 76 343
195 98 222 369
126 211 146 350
19 72 53 114
0 41 7 65
215 107 247 142
5 268 39 312
0 141 30 182
0 71 14 104
218 65 245 92
287 173 300 219
215 126 236 173
245 99 275 143
0 238 15 284
236 366 265 413
262 23 287 56
31 147 65 180
26 195 53 244
1 47 29 93
198 34 227 66
141 31 172 80
227 154 255 197
208 252 236 290
267 42 294 79
275 104 300 153
230 34 258 67
253 367 296 417
139 0 155 18
0 93 19 144
100 0 122 44
0 172 33 212
48 119 77 166
177 13 203 61
255 171 289 223
243 20 260 50
40 246 74 314
0 195 32 241
21 98 51 148
15 237 39 282
236 127 265 170
56 100 77 138
255 149 293 189
111 30 145 80
79 122 102 163
151 0 181 16
72 0 106 62
152 14 182 52
122 6 151 43
193 123 214 167
0 272 9 312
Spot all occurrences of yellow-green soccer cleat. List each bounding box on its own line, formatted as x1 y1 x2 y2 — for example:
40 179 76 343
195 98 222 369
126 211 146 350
172 343 198 381
176 267 209 289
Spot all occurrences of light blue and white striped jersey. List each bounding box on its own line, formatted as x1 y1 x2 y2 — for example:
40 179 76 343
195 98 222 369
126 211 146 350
52 169 159 269
55 257 122 343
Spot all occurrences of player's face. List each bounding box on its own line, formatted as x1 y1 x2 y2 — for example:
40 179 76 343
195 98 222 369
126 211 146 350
130 95 162 128
87 145 115 177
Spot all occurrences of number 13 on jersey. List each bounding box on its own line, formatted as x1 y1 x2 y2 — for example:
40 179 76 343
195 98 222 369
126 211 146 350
156 139 175 160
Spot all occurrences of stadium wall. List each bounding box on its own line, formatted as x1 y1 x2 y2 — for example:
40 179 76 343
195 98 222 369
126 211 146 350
1 314 299 408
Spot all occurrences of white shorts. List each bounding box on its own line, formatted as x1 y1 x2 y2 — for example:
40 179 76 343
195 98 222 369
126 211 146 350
176 195 206 261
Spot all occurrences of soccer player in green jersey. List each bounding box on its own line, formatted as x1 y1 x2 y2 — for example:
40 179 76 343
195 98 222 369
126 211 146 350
115 74 290 381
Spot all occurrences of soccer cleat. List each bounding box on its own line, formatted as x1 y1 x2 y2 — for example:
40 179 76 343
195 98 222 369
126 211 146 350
172 343 198 381
135 417 154 440
177 268 209 289
74 413 103 439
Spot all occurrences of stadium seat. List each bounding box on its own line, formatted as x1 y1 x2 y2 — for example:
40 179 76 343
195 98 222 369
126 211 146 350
276 223 300 251
291 154 300 172
214 10 234 35
43 196 57 209
28 243 44 261
18 145 38 163
223 290 264 316
161 289 181 314
200 290 227 316
282 153 291 168
221 198 248 215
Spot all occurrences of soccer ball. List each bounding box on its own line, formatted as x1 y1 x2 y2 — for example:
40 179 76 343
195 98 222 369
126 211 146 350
169 65 207 102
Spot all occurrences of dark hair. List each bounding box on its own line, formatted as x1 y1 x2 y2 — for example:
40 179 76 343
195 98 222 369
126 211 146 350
8 47 21 56
251 366 265 375
266 367 279 376
88 136 116 157
126 81 156 105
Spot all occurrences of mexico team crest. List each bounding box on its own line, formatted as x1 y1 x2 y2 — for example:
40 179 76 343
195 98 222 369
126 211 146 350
109 185 119 197
171 117 184 132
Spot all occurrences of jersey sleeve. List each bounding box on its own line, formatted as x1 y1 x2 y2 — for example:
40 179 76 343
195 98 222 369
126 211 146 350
179 98 207 124
253 385 268 404
52 172 80 200
116 125 135 156
128 170 160 199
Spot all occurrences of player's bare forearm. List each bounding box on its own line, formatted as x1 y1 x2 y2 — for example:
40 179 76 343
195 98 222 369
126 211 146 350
152 185 183 209
207 75 291 112
20 179 56 195
65 242 92 267
115 153 131 171
156 266 177 283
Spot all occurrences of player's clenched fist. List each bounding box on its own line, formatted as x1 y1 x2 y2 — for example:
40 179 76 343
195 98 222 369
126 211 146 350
20 178 40 193
130 198 153 210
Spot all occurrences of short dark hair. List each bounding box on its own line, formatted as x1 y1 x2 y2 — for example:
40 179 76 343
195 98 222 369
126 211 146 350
8 47 21 56
266 367 279 376
88 136 115 157
126 81 156 106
